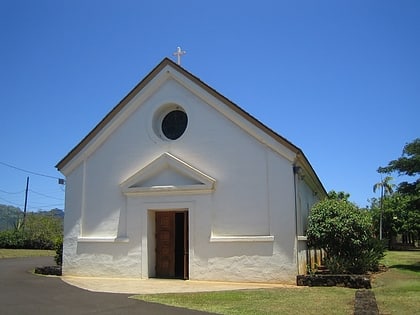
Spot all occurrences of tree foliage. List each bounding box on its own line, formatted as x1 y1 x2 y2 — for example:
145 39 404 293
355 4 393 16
0 205 21 231
377 138 420 243
378 138 420 176
307 194 384 274
370 193 420 244
373 176 394 196
373 176 395 239
0 210 63 250
327 190 350 201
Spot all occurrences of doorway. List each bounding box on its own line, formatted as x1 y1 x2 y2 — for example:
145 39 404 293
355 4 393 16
155 210 189 279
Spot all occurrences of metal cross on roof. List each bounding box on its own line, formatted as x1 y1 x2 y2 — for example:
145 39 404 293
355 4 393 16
173 46 186 65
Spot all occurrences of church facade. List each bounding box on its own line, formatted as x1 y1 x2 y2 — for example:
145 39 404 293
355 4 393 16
56 58 326 283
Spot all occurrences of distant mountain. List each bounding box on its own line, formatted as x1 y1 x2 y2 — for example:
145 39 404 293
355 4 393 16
0 204 64 231
37 208 64 219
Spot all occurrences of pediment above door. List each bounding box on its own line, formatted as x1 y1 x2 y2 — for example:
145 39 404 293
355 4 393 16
120 152 216 195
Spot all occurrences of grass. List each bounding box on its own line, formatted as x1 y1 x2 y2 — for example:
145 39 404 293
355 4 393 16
0 248 55 259
372 250 420 315
133 250 420 315
135 287 354 315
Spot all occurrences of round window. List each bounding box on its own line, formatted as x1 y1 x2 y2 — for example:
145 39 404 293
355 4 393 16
161 109 188 140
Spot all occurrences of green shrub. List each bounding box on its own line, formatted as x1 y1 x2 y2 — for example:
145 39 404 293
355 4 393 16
0 228 57 250
323 256 348 274
0 229 25 248
356 237 385 272
23 237 55 250
0 213 63 250
54 236 63 266
307 197 384 274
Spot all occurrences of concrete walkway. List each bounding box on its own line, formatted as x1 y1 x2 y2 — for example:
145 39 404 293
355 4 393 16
62 276 299 294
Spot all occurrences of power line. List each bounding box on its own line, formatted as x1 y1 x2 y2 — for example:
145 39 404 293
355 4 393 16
28 199 64 206
0 163 65 210
0 196 23 208
0 198 63 211
1 188 63 203
0 161 61 180
0 189 25 195
29 189 63 201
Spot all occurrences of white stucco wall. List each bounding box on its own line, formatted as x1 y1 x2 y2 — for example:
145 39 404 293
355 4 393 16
296 176 322 274
61 72 314 283
297 178 321 236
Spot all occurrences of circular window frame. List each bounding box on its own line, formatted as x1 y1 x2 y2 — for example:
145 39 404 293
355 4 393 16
152 104 188 141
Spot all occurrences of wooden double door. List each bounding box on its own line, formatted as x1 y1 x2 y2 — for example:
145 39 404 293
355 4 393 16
155 211 189 279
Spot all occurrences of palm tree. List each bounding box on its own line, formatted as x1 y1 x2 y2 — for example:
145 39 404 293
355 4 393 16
373 176 394 240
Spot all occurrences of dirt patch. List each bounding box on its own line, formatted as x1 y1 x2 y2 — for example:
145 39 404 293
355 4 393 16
354 289 379 315
297 274 371 289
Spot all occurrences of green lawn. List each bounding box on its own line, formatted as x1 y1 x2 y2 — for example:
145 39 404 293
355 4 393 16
134 287 355 315
0 248 55 259
372 250 420 315
134 250 420 315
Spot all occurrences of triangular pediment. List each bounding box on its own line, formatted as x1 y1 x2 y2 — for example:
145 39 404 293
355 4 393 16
120 152 216 195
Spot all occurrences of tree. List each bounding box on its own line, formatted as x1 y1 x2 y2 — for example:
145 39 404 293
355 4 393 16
0 204 22 231
378 138 420 176
23 213 63 248
0 210 63 250
327 190 350 201
370 193 413 243
378 138 420 244
307 194 384 274
373 176 394 240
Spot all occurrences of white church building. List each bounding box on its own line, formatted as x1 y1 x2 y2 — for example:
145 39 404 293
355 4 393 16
56 58 326 283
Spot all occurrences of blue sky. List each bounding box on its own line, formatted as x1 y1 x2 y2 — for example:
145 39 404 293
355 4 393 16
0 0 419 211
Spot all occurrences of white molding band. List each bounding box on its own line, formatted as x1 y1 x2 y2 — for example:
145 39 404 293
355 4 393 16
77 237 129 243
210 235 274 242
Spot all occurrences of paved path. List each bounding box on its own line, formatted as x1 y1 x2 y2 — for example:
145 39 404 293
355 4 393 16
63 275 296 295
0 257 214 315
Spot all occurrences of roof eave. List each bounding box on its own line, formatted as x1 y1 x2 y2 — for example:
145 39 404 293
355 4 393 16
295 150 327 198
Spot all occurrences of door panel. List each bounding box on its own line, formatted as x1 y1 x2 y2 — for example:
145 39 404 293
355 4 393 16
155 212 175 278
155 210 188 279
183 212 189 280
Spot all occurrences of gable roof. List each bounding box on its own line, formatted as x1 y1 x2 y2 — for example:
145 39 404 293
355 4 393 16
56 58 326 196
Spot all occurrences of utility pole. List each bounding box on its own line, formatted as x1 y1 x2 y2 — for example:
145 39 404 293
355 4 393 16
22 176 29 229
379 184 384 240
